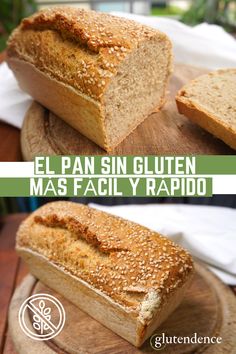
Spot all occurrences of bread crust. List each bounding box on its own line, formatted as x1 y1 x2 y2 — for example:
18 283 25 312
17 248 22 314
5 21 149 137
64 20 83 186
16 202 194 346
8 57 108 149
176 99 236 150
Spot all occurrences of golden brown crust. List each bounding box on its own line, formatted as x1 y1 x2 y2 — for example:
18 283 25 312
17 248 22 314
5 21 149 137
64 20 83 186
16 201 194 317
21 7 157 52
7 7 169 102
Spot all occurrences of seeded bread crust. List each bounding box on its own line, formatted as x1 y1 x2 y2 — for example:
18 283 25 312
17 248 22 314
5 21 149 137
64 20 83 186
16 202 193 346
176 69 236 150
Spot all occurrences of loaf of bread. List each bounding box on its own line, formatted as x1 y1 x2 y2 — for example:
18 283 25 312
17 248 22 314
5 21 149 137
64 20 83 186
16 202 194 347
7 7 172 152
176 69 236 150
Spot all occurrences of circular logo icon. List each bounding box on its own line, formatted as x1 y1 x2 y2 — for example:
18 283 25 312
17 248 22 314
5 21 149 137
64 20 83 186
18 293 66 341
150 333 166 351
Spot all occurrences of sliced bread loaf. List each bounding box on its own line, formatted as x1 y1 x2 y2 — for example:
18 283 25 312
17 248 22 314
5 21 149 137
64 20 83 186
176 69 236 150
7 7 172 152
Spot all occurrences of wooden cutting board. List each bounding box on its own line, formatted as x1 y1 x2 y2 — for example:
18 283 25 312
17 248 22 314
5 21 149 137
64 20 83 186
8 263 236 354
21 64 234 160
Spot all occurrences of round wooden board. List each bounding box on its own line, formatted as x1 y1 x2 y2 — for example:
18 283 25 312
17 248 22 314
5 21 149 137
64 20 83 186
8 263 236 354
20 64 234 160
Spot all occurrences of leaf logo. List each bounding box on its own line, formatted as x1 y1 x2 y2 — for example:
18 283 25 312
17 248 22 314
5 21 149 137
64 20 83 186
32 300 52 334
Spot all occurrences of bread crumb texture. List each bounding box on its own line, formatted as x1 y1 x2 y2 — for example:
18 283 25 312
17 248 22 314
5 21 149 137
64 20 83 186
177 69 236 129
7 7 170 102
17 202 193 322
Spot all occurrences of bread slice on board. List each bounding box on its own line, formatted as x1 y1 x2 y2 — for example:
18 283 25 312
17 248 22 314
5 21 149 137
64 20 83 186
16 202 194 347
7 7 172 152
176 69 236 150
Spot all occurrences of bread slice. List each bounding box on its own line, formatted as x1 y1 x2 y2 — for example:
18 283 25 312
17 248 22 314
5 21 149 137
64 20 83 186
7 7 172 152
16 202 194 347
176 69 236 150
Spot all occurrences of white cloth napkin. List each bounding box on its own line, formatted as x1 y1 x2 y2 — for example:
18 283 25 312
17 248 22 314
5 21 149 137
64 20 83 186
0 14 236 128
89 203 236 285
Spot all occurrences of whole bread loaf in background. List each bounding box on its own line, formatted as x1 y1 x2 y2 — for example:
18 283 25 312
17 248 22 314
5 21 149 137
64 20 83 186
7 7 172 151
176 69 236 150
16 202 193 347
